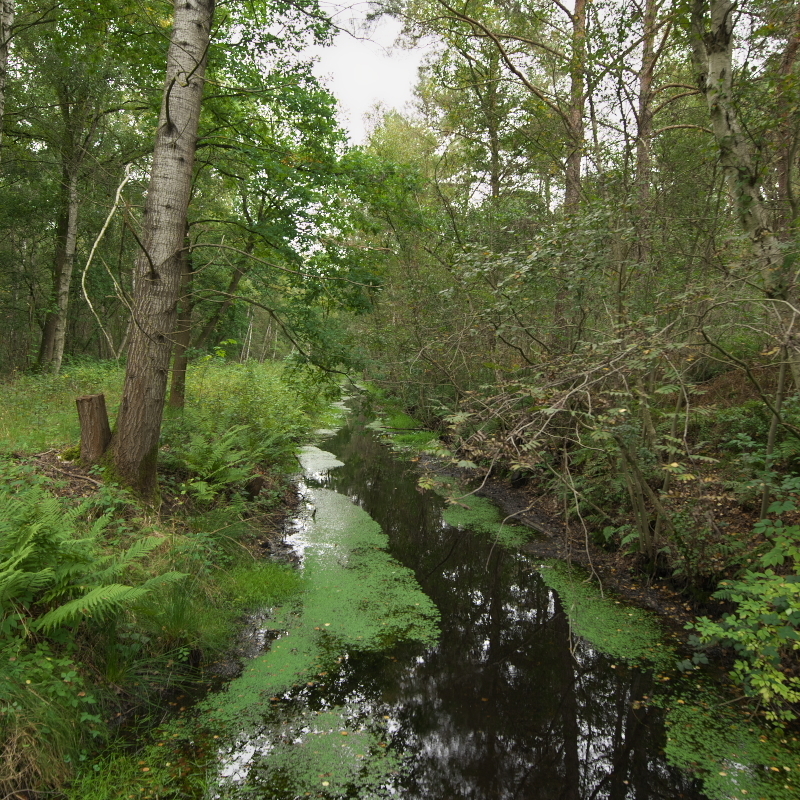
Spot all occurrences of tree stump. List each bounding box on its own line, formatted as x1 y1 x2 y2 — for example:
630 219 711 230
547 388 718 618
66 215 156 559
76 394 112 466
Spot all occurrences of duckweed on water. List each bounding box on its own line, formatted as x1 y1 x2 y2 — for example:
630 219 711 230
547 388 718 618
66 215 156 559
441 490 532 548
659 686 800 800
197 481 439 794
218 707 400 799
538 561 671 667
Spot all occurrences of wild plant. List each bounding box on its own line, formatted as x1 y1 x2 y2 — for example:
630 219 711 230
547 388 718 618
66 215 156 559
691 500 800 723
0 463 185 793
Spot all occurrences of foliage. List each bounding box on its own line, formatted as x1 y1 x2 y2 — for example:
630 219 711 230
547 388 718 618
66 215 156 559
0 462 184 793
692 504 800 722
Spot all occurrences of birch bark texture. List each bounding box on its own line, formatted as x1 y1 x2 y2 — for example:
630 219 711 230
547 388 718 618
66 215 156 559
691 0 800 387
112 0 214 497
0 0 12 151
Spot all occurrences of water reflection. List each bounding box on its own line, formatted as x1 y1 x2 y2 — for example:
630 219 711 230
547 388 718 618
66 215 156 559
307 413 705 800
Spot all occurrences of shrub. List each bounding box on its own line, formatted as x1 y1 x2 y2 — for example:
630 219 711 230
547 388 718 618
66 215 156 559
691 506 800 723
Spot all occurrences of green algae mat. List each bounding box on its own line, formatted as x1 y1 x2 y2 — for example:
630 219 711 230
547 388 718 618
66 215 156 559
199 451 440 797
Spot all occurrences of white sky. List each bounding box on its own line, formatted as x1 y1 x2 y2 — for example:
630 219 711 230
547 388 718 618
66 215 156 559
308 5 427 145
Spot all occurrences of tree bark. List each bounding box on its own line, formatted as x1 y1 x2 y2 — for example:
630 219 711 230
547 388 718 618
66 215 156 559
635 0 658 266
564 0 587 211
77 394 112 466
774 2 800 235
111 0 214 498
0 0 13 154
192 263 247 350
692 0 800 388
168 242 193 408
52 169 80 374
38 168 80 372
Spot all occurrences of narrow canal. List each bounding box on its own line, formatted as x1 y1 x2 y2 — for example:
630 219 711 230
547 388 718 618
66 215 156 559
207 408 706 799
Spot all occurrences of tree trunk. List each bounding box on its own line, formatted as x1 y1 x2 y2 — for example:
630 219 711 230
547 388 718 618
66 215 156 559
38 169 80 373
564 0 587 211
168 243 193 408
692 0 800 389
77 394 112 466
111 0 214 499
192 264 247 350
635 0 658 267
0 0 13 153
774 2 800 235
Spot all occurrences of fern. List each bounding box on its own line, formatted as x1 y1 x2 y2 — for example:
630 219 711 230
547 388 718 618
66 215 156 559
0 472 185 635
34 573 186 632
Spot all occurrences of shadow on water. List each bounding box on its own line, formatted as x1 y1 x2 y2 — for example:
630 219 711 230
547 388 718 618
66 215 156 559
301 411 706 800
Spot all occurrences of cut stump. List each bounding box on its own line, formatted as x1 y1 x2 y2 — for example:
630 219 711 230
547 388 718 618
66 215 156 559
76 393 112 466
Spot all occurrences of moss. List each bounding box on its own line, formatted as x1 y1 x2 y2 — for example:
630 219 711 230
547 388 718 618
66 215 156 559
60 445 80 462
538 561 672 666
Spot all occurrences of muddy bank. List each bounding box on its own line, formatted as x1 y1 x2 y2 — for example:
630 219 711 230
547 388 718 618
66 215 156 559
471 478 705 633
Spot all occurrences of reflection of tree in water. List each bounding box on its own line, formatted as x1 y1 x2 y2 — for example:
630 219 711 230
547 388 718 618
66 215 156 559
312 417 704 799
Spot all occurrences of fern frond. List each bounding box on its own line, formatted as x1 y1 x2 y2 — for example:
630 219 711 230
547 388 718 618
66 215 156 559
33 572 187 632
89 536 163 583
0 566 55 603
34 584 148 631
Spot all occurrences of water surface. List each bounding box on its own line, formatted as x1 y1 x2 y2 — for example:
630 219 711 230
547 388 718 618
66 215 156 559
283 411 706 800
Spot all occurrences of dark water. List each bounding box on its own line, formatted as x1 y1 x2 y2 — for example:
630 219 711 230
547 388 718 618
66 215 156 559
303 412 707 800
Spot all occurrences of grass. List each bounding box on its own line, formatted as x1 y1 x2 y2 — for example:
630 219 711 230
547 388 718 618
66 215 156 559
0 359 124 452
0 357 336 798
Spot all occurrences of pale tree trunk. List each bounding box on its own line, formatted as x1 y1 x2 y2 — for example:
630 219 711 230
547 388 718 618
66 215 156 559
774 2 800 235
564 0 586 211
112 0 214 498
635 0 658 265
0 0 13 154
692 0 800 388
38 168 79 372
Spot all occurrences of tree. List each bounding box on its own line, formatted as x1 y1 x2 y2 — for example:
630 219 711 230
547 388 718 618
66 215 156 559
0 0 13 151
110 0 215 498
690 0 800 387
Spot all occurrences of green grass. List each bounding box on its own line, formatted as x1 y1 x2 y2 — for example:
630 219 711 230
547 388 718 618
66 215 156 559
0 358 336 798
0 360 124 452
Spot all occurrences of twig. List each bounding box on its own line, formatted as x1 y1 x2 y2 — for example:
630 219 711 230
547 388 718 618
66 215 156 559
42 464 103 487
81 164 135 359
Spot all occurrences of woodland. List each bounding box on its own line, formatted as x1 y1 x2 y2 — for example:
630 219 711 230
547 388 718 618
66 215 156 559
2 0 800 794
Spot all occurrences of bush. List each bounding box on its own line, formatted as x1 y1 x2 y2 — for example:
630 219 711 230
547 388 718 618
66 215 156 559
691 506 800 723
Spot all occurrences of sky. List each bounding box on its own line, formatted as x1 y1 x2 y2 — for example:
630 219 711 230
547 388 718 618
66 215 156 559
308 4 428 144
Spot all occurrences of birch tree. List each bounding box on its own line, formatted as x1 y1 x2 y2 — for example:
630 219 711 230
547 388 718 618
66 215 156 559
111 0 215 497
691 0 800 387
0 0 12 151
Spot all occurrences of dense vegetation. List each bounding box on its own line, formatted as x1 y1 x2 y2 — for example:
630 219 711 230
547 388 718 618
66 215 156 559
3 0 800 792
0 360 332 795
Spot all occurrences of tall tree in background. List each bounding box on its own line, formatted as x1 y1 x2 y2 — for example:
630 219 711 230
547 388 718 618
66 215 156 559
0 0 12 150
691 0 800 386
111 0 214 497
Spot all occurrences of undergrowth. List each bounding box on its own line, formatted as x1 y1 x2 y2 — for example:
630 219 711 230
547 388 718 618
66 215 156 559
0 358 334 798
